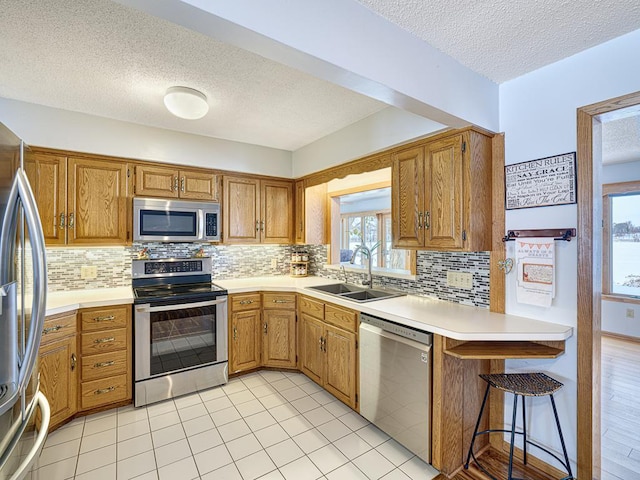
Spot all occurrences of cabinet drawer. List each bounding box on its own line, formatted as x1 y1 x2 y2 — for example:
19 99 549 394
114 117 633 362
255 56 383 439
81 328 127 355
232 293 261 312
41 311 77 345
80 305 130 331
263 293 296 310
300 296 324 320
81 349 127 382
325 304 357 332
80 374 128 410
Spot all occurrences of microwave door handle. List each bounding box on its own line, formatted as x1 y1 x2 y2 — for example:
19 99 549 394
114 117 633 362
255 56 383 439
1 169 48 394
136 297 227 313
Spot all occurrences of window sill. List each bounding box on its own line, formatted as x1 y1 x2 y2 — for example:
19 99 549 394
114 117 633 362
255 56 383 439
602 294 640 305
324 263 418 281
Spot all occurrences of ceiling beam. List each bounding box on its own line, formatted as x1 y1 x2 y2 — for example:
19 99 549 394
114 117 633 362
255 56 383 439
114 0 499 132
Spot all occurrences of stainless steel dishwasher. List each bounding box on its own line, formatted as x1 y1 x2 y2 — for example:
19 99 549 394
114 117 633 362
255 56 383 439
359 313 432 463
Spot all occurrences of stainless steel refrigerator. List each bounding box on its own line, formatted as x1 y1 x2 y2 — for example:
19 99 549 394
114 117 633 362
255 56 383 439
0 122 50 480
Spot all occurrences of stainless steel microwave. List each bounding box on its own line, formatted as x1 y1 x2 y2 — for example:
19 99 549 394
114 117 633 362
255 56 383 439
133 197 220 242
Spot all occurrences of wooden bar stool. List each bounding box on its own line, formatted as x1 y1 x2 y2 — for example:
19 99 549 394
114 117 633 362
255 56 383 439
464 372 574 480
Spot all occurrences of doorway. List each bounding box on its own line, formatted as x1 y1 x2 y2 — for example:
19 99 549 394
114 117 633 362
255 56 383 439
576 90 640 479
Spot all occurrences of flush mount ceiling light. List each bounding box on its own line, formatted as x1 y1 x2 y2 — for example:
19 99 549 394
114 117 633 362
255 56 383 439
163 86 209 120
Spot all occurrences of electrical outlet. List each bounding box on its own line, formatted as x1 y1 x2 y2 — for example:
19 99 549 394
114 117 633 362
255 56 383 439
447 271 473 290
80 265 97 279
626 308 635 319
271 258 278 269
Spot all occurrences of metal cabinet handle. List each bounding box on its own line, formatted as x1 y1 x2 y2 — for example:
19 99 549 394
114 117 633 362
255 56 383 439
233 326 238 341
94 360 115 368
95 386 115 395
256 220 260 232
260 221 265 232
272 299 293 304
59 213 65 229
67 212 74 228
94 336 115 344
42 324 66 335
181 177 185 192
173 176 178 191
70 353 77 371
425 211 430 230
92 315 115 322
322 337 327 352
239 299 254 305
319 336 323 351
418 212 423 229
263 322 268 335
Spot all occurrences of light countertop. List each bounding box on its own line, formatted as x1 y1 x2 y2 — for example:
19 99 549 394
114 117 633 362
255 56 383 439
45 277 573 342
45 287 134 317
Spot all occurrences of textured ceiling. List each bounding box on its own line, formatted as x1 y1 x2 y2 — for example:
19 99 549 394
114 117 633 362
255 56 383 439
603 115 640 165
355 0 640 83
0 0 386 151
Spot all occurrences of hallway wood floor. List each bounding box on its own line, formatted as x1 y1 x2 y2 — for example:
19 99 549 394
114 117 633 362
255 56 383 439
601 334 640 480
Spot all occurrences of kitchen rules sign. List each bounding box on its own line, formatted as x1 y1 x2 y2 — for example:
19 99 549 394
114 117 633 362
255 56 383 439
505 152 576 210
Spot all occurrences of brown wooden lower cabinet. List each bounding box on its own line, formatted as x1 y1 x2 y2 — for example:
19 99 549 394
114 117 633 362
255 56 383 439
38 310 78 430
79 304 132 412
230 308 262 373
299 296 358 410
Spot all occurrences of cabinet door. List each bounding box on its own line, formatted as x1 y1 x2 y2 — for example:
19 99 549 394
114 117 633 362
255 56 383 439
294 180 305 244
134 164 179 198
180 170 218 201
324 324 357 409
262 310 296 368
230 309 261 373
299 314 324 385
392 146 425 248
39 336 78 429
424 135 464 249
261 179 293 243
67 157 128 245
23 152 67 245
223 176 261 244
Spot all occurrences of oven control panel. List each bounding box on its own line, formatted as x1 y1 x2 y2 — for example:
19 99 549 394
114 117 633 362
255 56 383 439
132 257 212 278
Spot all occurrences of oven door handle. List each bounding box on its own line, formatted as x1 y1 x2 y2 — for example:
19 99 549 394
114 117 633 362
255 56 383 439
136 297 227 313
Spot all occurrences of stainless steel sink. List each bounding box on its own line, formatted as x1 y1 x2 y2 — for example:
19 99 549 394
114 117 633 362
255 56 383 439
306 283 362 295
306 284 404 303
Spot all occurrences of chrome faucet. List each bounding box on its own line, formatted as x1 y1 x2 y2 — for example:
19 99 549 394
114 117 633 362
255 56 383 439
350 244 372 288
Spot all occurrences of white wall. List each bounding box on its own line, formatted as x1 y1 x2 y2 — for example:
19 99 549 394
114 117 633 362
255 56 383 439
0 97 293 177
293 107 444 177
602 159 640 336
499 28 640 468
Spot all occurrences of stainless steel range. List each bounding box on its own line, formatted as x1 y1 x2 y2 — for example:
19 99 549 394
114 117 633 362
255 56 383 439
132 257 228 407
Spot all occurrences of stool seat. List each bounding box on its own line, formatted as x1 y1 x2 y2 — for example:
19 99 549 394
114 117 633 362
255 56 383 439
479 372 563 396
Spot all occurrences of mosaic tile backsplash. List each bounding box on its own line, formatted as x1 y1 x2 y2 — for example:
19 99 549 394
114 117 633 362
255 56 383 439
46 243 490 307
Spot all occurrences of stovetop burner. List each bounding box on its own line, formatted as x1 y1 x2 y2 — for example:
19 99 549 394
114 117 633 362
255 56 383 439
133 282 227 303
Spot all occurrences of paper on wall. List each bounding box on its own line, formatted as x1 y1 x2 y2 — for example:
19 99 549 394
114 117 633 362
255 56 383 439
515 237 555 307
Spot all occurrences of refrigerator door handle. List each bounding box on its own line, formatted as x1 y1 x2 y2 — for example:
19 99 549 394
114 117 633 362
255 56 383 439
0 168 47 397
4 391 51 480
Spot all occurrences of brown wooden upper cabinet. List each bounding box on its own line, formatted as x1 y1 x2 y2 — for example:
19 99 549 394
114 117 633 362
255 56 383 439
223 175 293 244
391 129 492 251
134 164 218 201
25 151 130 246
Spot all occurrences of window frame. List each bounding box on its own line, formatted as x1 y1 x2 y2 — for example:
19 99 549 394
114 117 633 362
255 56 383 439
602 180 640 304
327 182 416 276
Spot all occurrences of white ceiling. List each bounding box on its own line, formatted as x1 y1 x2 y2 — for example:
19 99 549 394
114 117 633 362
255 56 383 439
355 0 640 83
0 0 387 151
0 0 639 154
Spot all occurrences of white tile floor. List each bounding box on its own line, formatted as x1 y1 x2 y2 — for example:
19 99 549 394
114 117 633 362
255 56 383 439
30 370 439 480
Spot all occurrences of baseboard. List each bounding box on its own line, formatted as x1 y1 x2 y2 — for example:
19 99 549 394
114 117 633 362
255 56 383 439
500 440 570 479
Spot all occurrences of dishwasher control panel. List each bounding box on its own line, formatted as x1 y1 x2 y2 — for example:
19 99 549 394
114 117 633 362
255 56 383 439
360 313 432 345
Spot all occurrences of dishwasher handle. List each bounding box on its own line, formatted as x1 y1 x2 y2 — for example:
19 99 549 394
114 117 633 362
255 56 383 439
359 322 432 353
